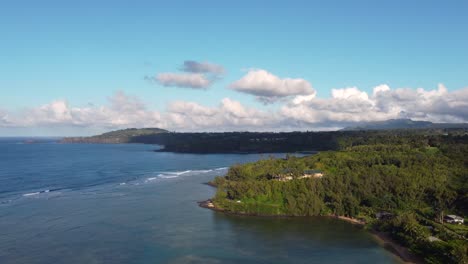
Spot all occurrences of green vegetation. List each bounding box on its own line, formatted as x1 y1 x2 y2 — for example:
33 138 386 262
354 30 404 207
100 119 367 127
210 133 468 263
341 118 468 131
61 128 168 143
137 131 340 152
63 126 468 154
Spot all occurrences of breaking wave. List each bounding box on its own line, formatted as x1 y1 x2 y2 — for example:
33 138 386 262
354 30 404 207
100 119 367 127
143 167 229 182
115 167 230 187
22 189 51 197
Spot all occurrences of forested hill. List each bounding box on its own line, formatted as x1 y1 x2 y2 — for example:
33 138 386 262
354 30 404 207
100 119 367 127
61 128 168 144
62 129 341 151
209 133 468 263
143 131 340 153
341 118 468 131
62 127 468 153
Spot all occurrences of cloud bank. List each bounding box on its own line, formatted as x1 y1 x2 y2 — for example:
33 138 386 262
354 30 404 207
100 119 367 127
3 92 163 129
1 91 274 132
166 98 275 130
2 84 467 134
281 84 468 125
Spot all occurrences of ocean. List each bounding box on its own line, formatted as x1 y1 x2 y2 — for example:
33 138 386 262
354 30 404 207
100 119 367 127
0 138 400 263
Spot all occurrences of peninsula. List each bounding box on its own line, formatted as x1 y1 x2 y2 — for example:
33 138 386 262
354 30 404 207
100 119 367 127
203 132 468 263
61 119 468 154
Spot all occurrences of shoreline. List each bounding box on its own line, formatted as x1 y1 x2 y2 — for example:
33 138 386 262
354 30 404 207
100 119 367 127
332 215 424 264
198 200 423 264
370 231 424 264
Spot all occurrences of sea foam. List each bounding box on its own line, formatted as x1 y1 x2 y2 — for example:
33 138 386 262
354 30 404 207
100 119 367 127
147 167 228 181
23 192 40 197
22 189 51 197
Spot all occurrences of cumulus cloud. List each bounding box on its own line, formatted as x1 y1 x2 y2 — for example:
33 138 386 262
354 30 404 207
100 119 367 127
331 87 369 101
181 60 225 75
148 60 224 89
229 69 316 103
155 73 211 89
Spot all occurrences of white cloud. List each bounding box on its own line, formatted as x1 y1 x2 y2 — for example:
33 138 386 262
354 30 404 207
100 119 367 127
0 109 11 126
148 60 224 89
155 73 211 89
220 98 273 127
19 100 74 126
292 94 317 105
168 101 217 116
372 84 390 96
331 87 369 101
230 69 316 103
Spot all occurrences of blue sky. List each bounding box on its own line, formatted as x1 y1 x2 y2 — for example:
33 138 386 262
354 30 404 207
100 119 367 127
1 0 468 136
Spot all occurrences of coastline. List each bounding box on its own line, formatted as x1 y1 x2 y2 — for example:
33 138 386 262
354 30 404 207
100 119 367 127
199 200 423 264
332 215 424 264
370 231 424 264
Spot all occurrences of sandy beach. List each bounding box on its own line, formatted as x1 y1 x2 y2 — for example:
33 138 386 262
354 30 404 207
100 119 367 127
330 215 424 264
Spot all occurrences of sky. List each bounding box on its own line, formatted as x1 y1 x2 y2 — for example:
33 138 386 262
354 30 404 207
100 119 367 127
1 0 467 136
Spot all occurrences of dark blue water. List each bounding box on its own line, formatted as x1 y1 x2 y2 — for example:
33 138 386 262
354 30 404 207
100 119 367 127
0 138 400 263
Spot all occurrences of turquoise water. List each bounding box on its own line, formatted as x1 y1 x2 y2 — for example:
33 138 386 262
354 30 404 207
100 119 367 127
0 139 400 263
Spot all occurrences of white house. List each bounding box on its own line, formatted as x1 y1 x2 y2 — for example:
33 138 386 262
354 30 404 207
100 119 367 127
444 215 464 224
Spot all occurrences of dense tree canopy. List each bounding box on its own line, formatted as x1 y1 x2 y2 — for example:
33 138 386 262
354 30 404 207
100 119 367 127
211 132 468 263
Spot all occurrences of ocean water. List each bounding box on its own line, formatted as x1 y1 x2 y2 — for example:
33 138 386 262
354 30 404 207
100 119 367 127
0 138 400 263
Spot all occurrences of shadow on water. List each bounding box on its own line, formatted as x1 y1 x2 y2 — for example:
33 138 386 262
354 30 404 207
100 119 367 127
181 212 402 264
213 212 372 244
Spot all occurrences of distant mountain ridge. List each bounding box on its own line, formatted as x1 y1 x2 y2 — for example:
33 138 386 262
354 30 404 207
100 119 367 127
61 128 169 144
341 119 468 131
